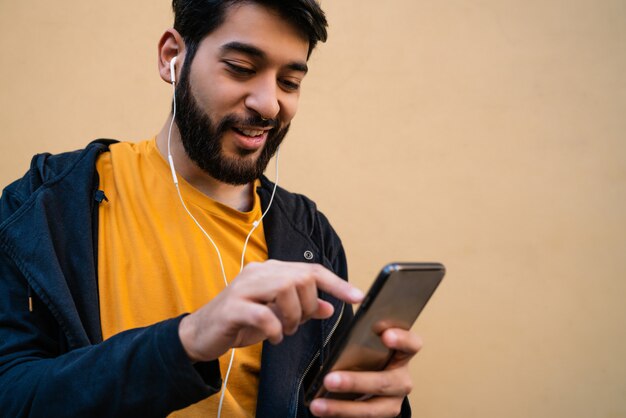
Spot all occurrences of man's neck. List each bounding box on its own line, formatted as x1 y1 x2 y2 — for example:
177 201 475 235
155 118 255 212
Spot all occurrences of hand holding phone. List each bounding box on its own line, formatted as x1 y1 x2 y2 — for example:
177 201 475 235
304 262 445 404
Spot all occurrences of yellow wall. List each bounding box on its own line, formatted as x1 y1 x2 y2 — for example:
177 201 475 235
1 1 625 416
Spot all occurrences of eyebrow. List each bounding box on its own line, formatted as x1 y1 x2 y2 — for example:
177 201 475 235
220 41 308 74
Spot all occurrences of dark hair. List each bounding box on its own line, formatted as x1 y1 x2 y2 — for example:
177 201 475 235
172 0 328 62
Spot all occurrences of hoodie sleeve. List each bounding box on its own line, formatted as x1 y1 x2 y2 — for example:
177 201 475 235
0 144 222 417
0 250 221 417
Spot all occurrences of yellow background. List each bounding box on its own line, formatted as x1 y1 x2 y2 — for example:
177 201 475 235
1 1 625 417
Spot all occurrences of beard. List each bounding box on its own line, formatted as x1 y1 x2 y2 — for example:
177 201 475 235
174 65 289 186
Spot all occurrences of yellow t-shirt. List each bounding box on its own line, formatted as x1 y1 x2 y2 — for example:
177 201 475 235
96 138 266 417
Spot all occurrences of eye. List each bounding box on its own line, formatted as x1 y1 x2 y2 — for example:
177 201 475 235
280 78 301 92
224 61 255 76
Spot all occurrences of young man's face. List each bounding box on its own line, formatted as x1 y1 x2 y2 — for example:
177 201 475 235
176 3 310 185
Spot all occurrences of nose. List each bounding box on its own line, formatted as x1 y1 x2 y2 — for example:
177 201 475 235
244 75 280 120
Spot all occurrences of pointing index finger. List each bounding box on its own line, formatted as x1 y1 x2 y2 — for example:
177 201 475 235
308 264 364 304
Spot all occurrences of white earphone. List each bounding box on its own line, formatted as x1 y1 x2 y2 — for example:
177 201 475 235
169 56 177 84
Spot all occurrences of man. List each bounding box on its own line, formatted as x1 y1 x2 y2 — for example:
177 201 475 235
0 1 421 416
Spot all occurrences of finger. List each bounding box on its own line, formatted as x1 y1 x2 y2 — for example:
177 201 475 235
311 299 334 320
295 276 319 321
303 263 364 304
310 395 403 418
322 367 413 398
239 303 284 345
237 261 364 305
381 329 423 366
273 285 302 335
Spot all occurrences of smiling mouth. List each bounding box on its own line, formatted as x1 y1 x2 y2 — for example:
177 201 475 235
233 127 267 137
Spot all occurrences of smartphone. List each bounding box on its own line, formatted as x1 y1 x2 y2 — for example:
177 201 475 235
304 262 445 404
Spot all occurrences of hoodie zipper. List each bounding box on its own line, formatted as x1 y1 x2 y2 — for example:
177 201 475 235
292 302 345 418
28 285 33 312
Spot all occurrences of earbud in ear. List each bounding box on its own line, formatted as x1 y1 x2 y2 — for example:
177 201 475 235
170 56 178 84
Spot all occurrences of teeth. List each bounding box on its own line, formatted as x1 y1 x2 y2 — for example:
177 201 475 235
239 128 264 137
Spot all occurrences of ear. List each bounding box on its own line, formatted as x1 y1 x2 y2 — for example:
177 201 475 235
158 28 185 84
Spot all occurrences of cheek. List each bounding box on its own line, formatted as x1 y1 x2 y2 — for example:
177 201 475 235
189 72 243 117
280 94 300 123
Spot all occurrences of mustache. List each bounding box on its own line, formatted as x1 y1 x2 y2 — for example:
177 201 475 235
219 113 280 130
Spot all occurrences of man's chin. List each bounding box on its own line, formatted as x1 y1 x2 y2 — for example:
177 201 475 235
232 146 262 158
203 155 263 185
